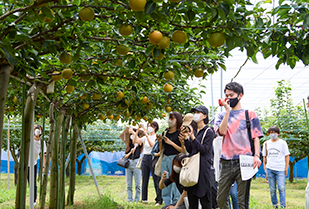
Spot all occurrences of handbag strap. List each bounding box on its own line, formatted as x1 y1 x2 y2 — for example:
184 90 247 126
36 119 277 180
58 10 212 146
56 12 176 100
201 127 211 144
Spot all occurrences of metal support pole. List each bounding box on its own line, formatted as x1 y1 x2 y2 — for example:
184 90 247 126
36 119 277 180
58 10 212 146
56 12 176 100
7 116 10 190
65 153 71 170
79 132 101 197
29 111 34 209
20 83 26 208
220 68 223 112
210 74 214 119
295 162 297 183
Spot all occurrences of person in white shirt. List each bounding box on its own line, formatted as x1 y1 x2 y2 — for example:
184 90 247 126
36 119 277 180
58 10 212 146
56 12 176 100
28 124 47 205
134 122 159 204
263 126 290 208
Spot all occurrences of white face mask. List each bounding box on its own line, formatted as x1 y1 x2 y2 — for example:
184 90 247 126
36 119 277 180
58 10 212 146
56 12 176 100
193 113 203 123
168 119 176 128
173 165 181 174
34 129 41 136
130 134 134 140
148 127 154 133
270 133 278 140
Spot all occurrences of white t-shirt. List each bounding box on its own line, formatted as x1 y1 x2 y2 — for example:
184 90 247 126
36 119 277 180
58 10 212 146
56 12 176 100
142 135 156 155
262 139 290 171
213 136 223 182
28 139 47 166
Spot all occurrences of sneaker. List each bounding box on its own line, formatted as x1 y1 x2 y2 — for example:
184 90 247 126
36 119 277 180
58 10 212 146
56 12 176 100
155 203 161 206
33 202 37 206
142 200 148 204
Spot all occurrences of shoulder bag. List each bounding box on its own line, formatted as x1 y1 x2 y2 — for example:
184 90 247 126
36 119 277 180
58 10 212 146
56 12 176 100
154 131 167 177
117 156 130 168
180 127 210 187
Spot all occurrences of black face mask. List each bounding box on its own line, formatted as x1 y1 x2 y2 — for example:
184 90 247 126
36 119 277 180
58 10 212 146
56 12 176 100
229 97 239 108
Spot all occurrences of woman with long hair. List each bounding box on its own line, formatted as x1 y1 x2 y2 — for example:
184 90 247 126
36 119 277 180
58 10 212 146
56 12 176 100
133 122 160 204
124 128 144 202
158 111 183 206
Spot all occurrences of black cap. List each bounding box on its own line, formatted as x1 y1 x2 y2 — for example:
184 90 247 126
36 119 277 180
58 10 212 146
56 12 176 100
190 105 208 115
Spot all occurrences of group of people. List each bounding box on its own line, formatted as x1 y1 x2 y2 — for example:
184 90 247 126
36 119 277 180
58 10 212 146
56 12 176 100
121 82 291 209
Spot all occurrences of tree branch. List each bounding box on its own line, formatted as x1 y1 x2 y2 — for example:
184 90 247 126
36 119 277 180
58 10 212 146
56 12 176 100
14 17 75 50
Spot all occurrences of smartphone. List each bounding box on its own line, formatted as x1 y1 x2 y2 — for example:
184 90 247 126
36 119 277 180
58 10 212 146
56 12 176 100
157 134 164 140
183 126 191 133
218 98 228 106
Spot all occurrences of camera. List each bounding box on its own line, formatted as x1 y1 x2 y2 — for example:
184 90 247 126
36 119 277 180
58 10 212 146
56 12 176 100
183 126 191 133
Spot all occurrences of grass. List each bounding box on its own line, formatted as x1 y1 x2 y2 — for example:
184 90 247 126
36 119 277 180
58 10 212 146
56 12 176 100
0 174 307 208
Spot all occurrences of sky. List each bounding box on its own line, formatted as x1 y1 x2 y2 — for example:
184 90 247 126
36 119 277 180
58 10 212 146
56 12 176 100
189 50 308 118
189 0 309 118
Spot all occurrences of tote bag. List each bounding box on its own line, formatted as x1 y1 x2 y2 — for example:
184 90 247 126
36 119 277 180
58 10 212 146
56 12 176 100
180 127 210 187
136 155 143 169
154 131 167 177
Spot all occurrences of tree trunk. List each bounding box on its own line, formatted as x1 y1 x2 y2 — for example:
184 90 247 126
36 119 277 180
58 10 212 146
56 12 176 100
67 123 79 205
38 104 46 198
49 111 64 209
10 147 18 186
15 84 40 209
58 115 71 209
40 103 55 209
76 155 86 175
289 161 296 183
0 65 12 173
305 171 309 209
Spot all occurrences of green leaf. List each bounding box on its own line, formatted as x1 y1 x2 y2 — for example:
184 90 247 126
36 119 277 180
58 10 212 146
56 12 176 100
217 7 226 21
246 47 254 57
128 59 136 68
275 58 283 69
1 47 17 66
87 79 96 88
96 77 105 85
41 7 54 19
73 52 80 62
163 7 170 18
145 1 156 15
146 45 155 55
69 79 77 87
218 63 226 71
220 2 230 17
304 14 309 29
262 49 272 59
289 58 296 69
256 17 263 28
187 9 195 22
154 48 160 57
251 53 258 64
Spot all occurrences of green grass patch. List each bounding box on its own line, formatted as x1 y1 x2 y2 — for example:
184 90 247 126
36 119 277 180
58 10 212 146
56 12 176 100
0 174 307 208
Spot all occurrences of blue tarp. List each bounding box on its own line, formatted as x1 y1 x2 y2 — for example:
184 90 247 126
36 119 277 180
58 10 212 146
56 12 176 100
1 149 308 178
81 151 126 176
